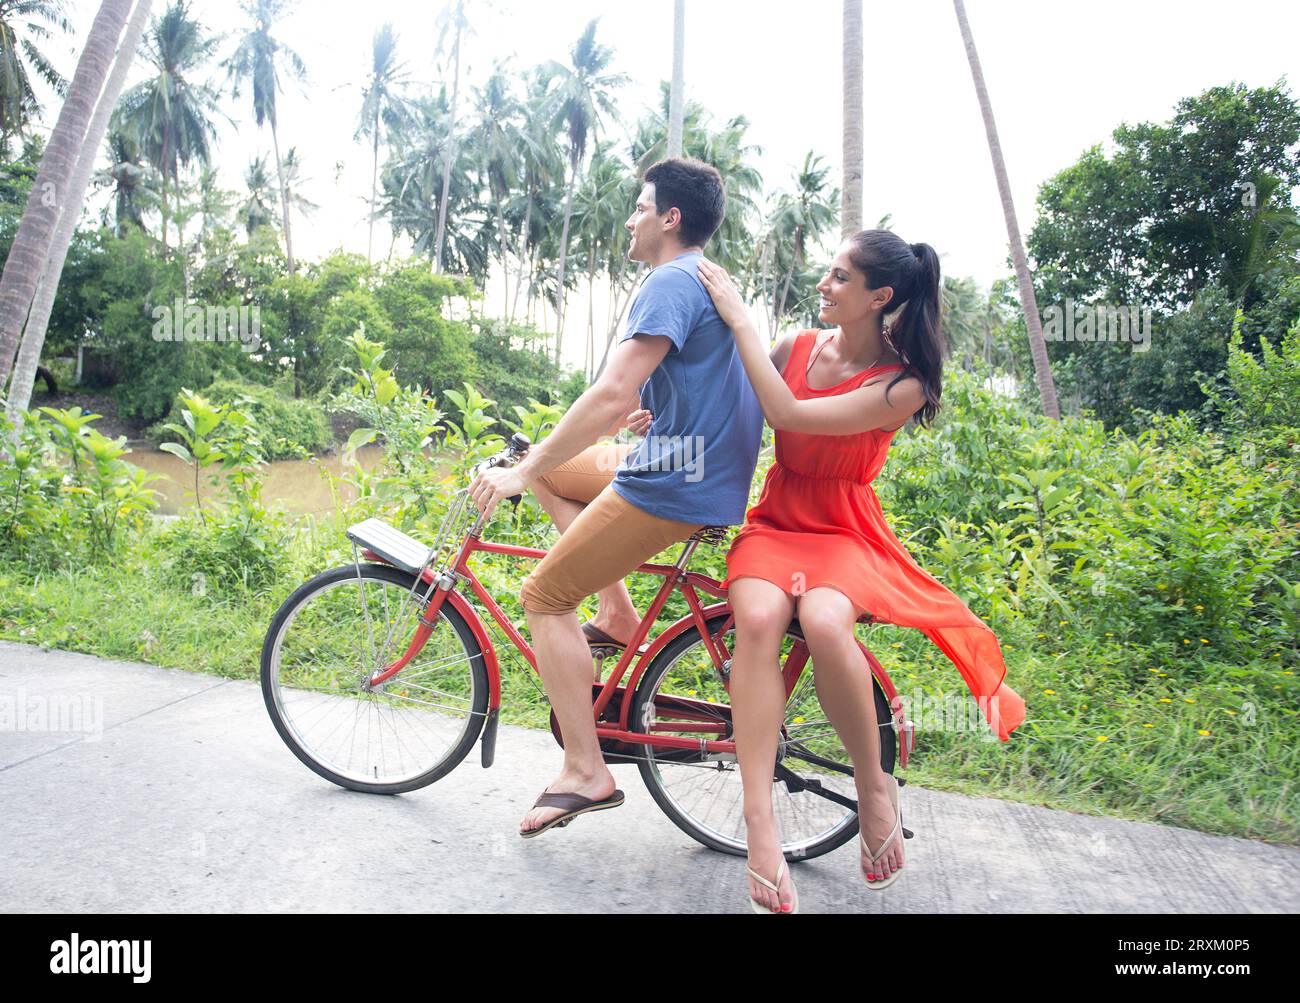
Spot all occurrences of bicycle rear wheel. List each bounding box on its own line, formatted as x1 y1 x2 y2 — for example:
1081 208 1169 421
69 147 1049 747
630 613 896 860
260 563 489 794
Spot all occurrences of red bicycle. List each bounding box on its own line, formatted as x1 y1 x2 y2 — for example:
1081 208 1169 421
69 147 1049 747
261 434 915 859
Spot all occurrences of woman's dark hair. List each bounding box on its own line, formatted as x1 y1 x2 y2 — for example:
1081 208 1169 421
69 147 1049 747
845 228 946 427
643 157 726 247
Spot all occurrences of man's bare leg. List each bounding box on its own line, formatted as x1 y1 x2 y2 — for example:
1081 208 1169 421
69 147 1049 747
531 478 642 648
517 608 618 834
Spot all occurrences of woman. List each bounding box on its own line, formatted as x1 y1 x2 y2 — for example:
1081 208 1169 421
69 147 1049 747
696 230 1025 914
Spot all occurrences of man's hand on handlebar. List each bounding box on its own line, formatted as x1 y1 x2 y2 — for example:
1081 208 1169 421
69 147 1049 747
468 433 532 521
468 465 527 520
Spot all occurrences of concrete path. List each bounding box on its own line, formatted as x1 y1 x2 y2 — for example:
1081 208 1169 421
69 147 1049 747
1 640 1296 913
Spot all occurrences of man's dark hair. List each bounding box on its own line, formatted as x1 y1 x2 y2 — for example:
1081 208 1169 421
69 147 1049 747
643 157 726 247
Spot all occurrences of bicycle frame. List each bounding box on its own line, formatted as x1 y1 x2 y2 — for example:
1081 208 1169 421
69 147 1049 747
357 525 913 767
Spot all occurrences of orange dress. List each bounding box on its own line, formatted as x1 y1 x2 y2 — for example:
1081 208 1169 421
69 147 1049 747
722 330 1026 741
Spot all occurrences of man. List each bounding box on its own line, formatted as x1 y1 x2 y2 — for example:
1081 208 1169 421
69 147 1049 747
468 157 764 837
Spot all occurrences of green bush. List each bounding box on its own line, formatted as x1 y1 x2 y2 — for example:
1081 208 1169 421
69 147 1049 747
148 378 332 459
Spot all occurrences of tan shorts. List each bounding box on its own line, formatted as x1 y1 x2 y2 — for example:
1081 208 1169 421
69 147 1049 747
521 442 704 615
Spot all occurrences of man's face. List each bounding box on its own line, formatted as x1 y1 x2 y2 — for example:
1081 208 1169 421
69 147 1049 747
625 182 664 262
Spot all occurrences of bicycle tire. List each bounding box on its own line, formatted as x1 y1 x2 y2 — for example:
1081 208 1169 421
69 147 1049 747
261 562 489 794
629 612 896 860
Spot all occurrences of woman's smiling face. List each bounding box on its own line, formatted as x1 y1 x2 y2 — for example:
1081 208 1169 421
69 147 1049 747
816 243 895 325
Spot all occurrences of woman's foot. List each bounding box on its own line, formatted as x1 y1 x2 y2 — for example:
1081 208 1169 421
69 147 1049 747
745 816 795 912
858 776 904 885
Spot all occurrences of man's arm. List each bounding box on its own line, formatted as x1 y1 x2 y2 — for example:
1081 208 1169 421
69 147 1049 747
513 334 670 484
601 388 643 438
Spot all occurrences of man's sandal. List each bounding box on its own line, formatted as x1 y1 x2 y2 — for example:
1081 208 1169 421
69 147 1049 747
861 780 904 890
581 621 627 650
747 857 799 914
519 788 625 838
581 621 649 655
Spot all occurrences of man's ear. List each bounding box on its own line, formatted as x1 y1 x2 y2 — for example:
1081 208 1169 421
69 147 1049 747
663 207 681 233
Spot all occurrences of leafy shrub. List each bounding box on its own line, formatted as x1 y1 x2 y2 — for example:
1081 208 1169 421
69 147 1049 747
149 378 332 459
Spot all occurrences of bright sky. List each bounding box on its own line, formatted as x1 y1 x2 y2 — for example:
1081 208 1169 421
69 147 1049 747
45 0 1300 367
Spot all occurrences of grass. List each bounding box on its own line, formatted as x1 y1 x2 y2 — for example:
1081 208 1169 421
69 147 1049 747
2 514 1296 847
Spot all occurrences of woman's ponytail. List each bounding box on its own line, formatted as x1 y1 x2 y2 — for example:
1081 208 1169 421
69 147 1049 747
846 230 946 427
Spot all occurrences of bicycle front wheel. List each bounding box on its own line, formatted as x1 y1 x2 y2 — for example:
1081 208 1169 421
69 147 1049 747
630 613 894 860
260 563 489 794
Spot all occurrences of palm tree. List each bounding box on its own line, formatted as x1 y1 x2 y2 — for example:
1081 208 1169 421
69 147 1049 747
841 0 862 234
431 0 467 272
380 91 485 279
543 18 626 361
280 145 317 218
768 152 839 329
95 127 156 235
952 0 1059 419
355 22 407 265
0 0 132 395
0 0 73 143
666 0 684 158
470 64 526 314
114 0 222 256
571 141 632 378
236 153 278 237
5 0 150 421
507 65 564 324
223 0 306 272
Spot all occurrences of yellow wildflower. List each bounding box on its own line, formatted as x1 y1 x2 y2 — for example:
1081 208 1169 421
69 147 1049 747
1197 729 1211 737
1096 735 1108 742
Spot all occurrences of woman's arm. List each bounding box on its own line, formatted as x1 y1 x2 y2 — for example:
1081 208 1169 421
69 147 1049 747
699 260 924 435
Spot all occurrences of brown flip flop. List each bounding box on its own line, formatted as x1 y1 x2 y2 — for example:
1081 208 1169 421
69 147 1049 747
519 788 626 838
581 621 627 649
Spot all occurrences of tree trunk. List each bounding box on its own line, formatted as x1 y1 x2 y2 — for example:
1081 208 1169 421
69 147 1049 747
586 239 596 379
7 0 153 422
367 118 379 265
509 191 533 323
841 0 863 235
667 0 685 158
0 0 133 391
953 0 1059 419
432 2 463 273
553 165 578 363
595 261 643 381
496 196 510 316
774 228 803 329
270 120 295 272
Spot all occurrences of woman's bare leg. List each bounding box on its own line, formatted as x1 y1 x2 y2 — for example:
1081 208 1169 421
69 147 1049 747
728 576 798 912
796 587 904 885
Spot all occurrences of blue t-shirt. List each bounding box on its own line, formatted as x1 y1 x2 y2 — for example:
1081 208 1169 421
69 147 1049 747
612 250 764 525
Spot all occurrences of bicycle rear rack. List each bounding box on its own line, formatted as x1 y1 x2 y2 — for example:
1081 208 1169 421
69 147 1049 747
345 518 435 576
